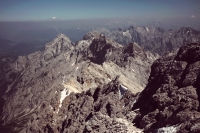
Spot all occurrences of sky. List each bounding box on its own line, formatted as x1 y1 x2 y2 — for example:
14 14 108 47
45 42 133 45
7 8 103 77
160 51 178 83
0 0 200 22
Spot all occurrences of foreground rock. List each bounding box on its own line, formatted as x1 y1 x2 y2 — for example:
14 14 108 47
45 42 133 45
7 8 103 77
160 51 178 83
59 78 142 133
133 43 200 133
0 33 156 132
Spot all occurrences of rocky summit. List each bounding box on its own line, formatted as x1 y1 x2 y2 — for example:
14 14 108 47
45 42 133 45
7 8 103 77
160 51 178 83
1 31 200 133
133 43 200 133
0 33 157 132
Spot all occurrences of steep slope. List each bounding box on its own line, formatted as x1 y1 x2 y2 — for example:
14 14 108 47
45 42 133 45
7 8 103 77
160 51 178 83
98 26 200 55
26 77 143 133
0 33 156 132
133 43 200 133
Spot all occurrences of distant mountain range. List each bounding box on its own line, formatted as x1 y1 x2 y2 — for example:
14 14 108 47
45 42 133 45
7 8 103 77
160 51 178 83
1 25 200 59
96 26 200 55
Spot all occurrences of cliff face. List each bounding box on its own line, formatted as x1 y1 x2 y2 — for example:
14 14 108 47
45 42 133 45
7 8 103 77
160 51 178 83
0 33 156 132
133 43 200 133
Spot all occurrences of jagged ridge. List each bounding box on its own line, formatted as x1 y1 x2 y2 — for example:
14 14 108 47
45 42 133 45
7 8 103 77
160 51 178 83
0 33 156 132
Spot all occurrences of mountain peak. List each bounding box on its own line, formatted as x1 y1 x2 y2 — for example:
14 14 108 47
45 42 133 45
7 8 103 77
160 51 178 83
56 33 70 40
43 33 74 60
83 31 101 40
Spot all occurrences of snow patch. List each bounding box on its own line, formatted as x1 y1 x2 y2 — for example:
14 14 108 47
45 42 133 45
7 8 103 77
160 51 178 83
146 27 149 32
119 85 128 99
122 30 132 38
49 105 53 110
132 69 135 72
108 78 111 81
80 40 90 45
156 125 180 133
76 67 79 70
133 100 137 104
56 89 71 113
71 62 75 66
59 89 69 108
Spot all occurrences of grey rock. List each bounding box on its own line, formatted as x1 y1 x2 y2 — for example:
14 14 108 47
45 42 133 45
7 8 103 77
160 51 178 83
133 43 200 133
96 26 200 55
0 33 152 132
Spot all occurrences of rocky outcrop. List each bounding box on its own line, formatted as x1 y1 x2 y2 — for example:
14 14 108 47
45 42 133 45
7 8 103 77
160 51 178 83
0 33 156 132
58 78 142 133
133 43 200 133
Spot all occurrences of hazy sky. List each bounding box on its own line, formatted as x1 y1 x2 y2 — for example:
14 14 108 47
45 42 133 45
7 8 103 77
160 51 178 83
0 0 200 21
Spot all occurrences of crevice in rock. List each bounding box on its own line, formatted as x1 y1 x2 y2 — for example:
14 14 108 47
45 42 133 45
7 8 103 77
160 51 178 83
106 103 112 117
44 124 54 133
85 112 93 122
176 63 190 88
66 119 72 128
61 120 66 133
94 100 103 112
93 87 100 102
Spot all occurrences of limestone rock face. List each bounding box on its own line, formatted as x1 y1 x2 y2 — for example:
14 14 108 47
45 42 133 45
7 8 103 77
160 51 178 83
0 33 156 132
133 43 200 133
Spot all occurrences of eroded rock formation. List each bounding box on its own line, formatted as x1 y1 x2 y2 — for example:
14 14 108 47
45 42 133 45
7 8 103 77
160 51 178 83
0 33 156 132
133 43 200 133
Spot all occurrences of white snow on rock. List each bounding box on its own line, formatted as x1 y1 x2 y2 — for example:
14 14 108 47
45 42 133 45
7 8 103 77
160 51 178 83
71 62 75 66
79 40 90 45
156 125 180 133
122 30 132 38
49 105 53 110
56 88 71 113
132 69 135 72
119 85 128 99
146 27 149 32
59 89 70 108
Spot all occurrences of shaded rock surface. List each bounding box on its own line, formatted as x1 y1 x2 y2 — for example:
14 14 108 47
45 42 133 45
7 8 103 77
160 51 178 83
0 33 156 132
133 43 200 133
